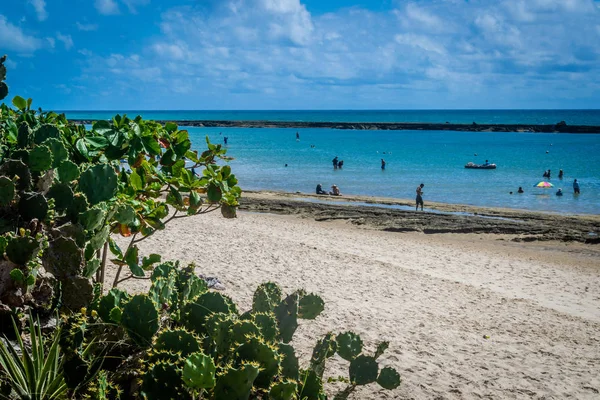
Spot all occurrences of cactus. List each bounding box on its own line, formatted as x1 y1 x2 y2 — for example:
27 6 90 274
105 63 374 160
181 292 237 334
175 266 208 304
204 313 235 358
18 192 48 221
17 122 31 148
349 355 378 385
252 312 279 343
149 276 176 307
214 362 260 400
43 236 83 277
27 145 53 172
229 320 261 346
376 367 401 390
78 164 118 205
41 138 68 167
0 159 31 190
278 343 299 381
47 182 74 212
0 176 15 206
235 336 281 388
269 381 297 400
141 361 188 400
298 369 325 400
182 352 216 390
33 124 60 144
153 328 201 358
5 235 40 265
121 295 159 347
336 332 362 361
310 333 337 378
98 288 130 323
57 160 80 183
252 282 283 313
84 371 122 400
274 292 299 343
78 207 106 232
298 293 325 320
61 276 94 311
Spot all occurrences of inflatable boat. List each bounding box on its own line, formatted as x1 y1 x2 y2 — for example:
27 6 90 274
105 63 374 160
465 162 497 169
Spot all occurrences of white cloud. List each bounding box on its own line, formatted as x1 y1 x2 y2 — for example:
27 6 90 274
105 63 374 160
0 15 42 53
76 22 98 31
56 33 74 50
95 0 120 15
122 0 150 14
46 37 55 48
28 0 47 21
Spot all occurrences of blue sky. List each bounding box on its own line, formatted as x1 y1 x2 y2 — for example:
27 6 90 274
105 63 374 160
1 0 599 110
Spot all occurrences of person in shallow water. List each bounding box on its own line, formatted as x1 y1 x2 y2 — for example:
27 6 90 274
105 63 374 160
559 169 564 179
517 187 524 193
556 188 563 196
573 179 580 194
338 160 344 169
416 183 424 211
316 184 328 195
332 156 339 169
296 132 300 140
381 159 386 170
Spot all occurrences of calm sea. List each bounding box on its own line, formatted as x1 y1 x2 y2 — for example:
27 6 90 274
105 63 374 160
69 110 600 215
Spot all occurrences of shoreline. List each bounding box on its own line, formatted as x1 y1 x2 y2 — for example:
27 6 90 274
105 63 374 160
70 119 600 133
239 190 600 243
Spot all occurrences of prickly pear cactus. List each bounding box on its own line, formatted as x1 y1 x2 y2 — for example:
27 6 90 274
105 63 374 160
97 288 130 323
153 328 201 358
349 355 378 385
377 367 401 390
0 176 15 206
120 295 159 347
278 343 299 381
78 164 118 205
181 292 237 334
235 336 281 389
141 361 189 400
336 331 363 361
214 363 260 400
252 282 283 313
298 293 325 319
311 333 337 378
182 352 216 390
252 312 279 343
269 381 298 400
274 292 299 344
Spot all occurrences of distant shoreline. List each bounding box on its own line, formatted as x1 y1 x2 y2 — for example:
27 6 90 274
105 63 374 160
70 119 600 133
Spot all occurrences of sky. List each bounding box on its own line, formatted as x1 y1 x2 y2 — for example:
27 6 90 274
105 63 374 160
0 0 599 110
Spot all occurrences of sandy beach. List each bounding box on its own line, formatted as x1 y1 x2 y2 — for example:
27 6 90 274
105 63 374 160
110 193 600 399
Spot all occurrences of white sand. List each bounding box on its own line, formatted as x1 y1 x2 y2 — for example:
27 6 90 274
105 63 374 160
110 211 600 399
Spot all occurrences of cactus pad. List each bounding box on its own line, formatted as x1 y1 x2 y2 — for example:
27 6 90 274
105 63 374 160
310 333 337 378
41 138 68 167
78 164 118 205
349 355 378 385
181 292 236 334
18 192 48 221
235 336 281 388
154 328 201 358
299 369 325 400
278 343 299 381
182 352 216 390
98 288 130 323
214 363 260 400
269 381 297 400
34 124 60 144
47 182 74 212
6 236 40 265
0 176 15 206
252 312 279 343
252 282 283 313
57 160 80 183
274 292 299 344
336 332 363 361
27 145 53 172
121 294 159 347
377 366 401 390
298 293 325 319
0 159 31 190
43 236 83 277
141 361 186 400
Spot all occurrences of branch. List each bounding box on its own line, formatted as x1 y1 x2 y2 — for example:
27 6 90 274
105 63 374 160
115 273 152 286
112 233 137 288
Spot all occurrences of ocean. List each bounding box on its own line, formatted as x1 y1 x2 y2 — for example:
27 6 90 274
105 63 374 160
67 110 600 215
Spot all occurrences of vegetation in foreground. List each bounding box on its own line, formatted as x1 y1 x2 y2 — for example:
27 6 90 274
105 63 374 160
0 56 400 398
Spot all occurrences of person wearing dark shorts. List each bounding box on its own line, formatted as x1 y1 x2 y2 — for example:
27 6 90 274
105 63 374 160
416 183 424 211
573 179 580 194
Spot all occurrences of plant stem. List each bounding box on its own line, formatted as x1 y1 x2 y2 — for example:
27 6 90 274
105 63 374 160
100 241 108 288
112 233 137 288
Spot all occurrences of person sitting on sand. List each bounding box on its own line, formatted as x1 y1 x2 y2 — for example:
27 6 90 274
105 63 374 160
316 184 328 195
518 187 524 193
556 188 563 196
416 183 424 211
329 185 341 196
573 179 580 194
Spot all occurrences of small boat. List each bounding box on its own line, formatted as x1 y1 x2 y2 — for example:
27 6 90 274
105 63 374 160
465 162 497 169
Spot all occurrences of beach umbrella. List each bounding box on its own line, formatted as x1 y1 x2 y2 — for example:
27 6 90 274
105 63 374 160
534 181 554 188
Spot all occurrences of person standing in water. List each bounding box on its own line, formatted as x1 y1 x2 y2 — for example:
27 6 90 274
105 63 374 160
559 169 564 179
296 132 300 140
224 137 228 145
416 183 424 211
332 156 339 169
381 159 386 170
573 179 580 194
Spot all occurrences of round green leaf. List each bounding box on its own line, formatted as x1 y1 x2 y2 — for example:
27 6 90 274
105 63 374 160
336 332 363 361
115 204 136 224
47 182 74 211
9 268 25 283
182 353 216 389
0 176 15 206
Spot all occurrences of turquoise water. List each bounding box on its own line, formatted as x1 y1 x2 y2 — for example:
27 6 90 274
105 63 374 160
65 109 600 126
193 127 600 215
